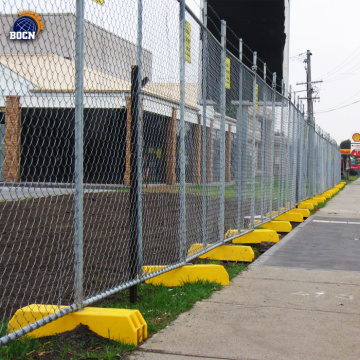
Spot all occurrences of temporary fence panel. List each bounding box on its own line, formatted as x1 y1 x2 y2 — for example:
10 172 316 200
0 0 340 345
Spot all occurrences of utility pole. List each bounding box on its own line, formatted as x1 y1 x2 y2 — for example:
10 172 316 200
306 50 314 126
305 50 315 196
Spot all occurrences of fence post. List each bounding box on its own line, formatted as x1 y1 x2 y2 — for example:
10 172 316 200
129 0 144 303
74 0 85 311
285 86 292 210
269 72 276 218
220 20 226 242
202 0 208 249
295 97 301 204
250 52 257 228
291 91 297 208
136 0 143 281
236 39 244 231
278 80 285 211
298 107 304 203
179 0 187 261
260 63 266 220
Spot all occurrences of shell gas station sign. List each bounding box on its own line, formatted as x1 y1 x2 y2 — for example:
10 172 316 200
351 133 360 169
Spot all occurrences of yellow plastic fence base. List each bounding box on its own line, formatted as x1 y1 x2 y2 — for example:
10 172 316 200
143 265 229 286
8 305 147 345
257 220 292 233
274 211 304 223
231 229 279 244
321 192 332 199
298 201 314 210
313 196 326 203
305 199 319 206
291 208 311 218
187 243 254 262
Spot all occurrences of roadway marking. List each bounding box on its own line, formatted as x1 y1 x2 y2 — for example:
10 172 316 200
313 220 360 225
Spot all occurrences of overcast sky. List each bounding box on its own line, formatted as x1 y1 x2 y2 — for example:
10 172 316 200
288 0 360 144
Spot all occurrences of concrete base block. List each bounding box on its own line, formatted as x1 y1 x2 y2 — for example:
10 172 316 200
143 265 229 286
187 244 254 262
8 305 147 345
231 229 279 244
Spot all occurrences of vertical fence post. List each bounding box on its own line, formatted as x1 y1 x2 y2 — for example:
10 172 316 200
202 0 208 249
236 39 244 231
278 80 285 211
295 97 301 204
179 0 187 261
269 72 276 218
291 92 297 208
74 0 85 311
220 20 226 243
285 86 291 210
129 66 139 303
250 52 257 228
260 64 266 220
298 107 304 203
129 0 144 303
136 0 143 280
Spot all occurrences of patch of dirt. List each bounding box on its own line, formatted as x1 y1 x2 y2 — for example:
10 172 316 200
0 192 252 320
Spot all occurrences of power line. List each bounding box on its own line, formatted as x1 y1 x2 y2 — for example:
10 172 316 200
316 99 360 114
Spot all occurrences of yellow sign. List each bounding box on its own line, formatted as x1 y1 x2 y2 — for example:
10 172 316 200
92 0 104 5
185 20 191 63
256 84 259 109
156 148 162 159
352 133 360 142
226 57 231 89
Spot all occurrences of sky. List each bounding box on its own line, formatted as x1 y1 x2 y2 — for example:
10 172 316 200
288 0 360 145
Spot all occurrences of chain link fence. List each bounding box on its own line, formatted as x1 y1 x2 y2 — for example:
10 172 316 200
0 0 340 345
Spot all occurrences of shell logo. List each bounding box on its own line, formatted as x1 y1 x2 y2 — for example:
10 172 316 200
352 133 360 142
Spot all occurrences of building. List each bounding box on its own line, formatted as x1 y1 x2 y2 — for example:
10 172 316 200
1 12 281 186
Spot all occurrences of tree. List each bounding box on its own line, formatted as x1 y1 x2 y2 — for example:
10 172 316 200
340 139 351 149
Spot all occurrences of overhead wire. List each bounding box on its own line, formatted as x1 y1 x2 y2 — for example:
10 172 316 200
316 99 360 114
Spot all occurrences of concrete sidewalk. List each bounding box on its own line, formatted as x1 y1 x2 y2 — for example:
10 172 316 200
129 179 360 360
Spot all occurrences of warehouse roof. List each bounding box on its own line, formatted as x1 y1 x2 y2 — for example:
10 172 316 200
0 54 198 109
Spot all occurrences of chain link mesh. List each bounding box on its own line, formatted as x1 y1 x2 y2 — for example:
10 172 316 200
0 0 341 345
